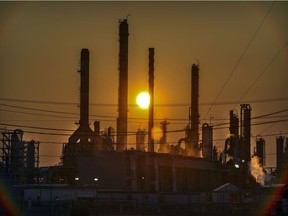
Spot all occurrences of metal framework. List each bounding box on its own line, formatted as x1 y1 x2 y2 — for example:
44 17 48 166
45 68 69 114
0 129 39 184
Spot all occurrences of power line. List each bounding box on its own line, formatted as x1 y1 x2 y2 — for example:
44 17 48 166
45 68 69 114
252 119 288 126
0 127 136 137
258 122 280 136
0 108 182 123
253 132 288 138
0 108 77 120
0 103 116 119
236 41 288 103
1 115 287 136
209 38 288 139
1 96 288 107
214 41 288 135
1 96 288 123
200 97 288 106
0 119 73 122
0 98 77 106
257 110 288 135
0 103 79 116
203 1 275 119
253 108 288 120
1 106 288 140
0 122 74 132
0 127 70 136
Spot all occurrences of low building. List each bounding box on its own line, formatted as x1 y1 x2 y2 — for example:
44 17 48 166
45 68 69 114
76 150 228 193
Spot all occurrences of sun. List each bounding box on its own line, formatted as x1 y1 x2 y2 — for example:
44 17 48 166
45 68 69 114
136 92 150 109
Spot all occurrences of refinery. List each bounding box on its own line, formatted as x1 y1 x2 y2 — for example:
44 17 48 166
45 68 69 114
1 19 288 216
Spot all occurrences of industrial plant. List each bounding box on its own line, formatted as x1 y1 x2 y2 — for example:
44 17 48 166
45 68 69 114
1 19 288 216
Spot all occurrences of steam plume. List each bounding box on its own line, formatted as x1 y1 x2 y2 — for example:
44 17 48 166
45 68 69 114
249 156 265 186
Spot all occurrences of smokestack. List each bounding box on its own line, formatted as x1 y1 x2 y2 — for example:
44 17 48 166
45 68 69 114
187 64 199 155
240 104 251 162
117 19 129 151
136 128 146 151
276 136 284 173
255 137 265 166
80 49 89 129
229 110 239 137
148 48 154 152
68 49 94 144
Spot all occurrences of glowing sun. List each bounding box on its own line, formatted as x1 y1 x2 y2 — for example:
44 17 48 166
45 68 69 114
136 92 150 109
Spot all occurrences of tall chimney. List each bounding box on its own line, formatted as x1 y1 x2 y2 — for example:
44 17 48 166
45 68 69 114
188 64 199 155
117 19 129 151
148 48 155 152
68 49 94 145
240 104 251 162
276 136 284 173
229 110 239 137
80 48 90 129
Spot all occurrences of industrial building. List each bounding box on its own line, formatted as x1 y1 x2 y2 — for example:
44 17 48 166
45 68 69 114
1 18 288 216
57 19 228 191
0 129 39 185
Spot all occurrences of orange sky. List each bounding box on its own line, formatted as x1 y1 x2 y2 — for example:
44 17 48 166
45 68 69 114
0 1 287 167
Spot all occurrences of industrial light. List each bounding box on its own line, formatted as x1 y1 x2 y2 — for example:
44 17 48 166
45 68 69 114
235 164 240 168
94 178 98 181
75 177 79 181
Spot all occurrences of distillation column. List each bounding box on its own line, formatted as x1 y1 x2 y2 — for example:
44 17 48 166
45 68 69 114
186 64 200 156
68 48 94 144
240 104 251 162
117 19 129 151
148 48 155 152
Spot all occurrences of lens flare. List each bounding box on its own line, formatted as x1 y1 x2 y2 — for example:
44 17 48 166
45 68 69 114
152 126 163 140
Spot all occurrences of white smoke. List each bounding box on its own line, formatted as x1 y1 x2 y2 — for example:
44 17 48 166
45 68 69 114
226 134 235 139
249 156 265 186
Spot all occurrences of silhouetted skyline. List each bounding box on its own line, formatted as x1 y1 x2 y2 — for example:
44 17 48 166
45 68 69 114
0 1 287 167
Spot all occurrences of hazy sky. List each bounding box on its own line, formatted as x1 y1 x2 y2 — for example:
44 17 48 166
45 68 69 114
0 1 287 167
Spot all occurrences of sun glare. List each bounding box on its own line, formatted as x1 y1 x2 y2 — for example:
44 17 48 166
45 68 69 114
136 92 150 109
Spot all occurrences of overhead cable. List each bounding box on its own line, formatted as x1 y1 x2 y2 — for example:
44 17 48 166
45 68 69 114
203 1 275 119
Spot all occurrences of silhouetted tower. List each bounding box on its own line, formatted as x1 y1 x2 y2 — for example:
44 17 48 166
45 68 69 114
240 104 251 162
202 123 213 160
79 49 89 131
148 48 155 152
229 110 239 137
10 129 24 184
159 120 169 145
69 49 94 144
26 141 36 169
254 137 265 166
26 140 39 184
107 127 115 147
136 129 146 151
186 63 199 156
117 19 129 151
158 120 169 153
1 129 39 184
276 136 284 173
